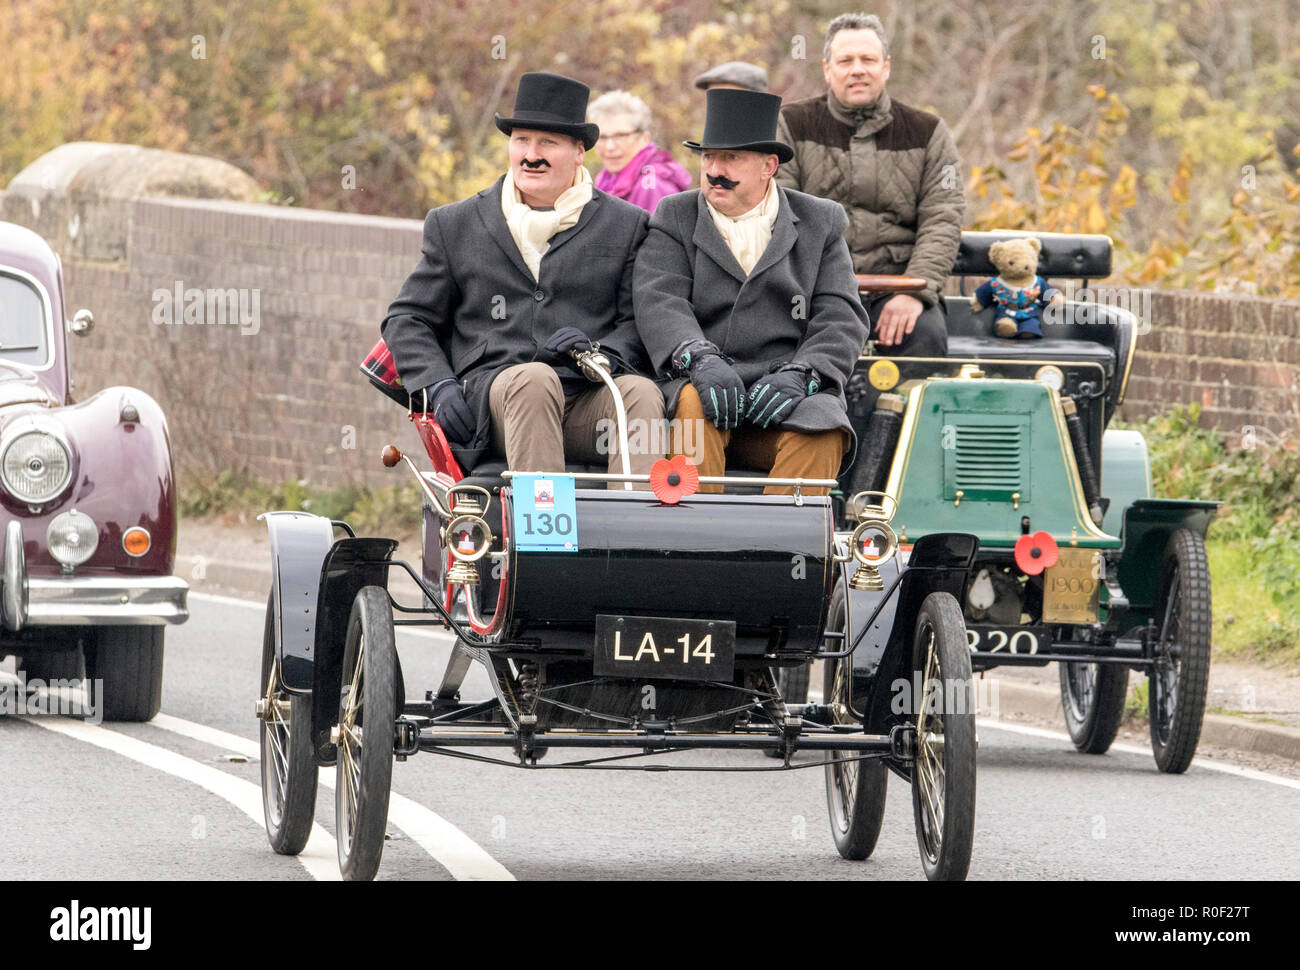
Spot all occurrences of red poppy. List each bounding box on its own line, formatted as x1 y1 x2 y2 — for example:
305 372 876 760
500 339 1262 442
649 455 700 504
1014 530 1060 575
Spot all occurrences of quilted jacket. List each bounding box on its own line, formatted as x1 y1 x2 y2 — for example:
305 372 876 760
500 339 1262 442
775 92 964 307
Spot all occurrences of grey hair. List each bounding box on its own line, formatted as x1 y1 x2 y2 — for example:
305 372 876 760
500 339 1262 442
823 12 889 61
588 90 653 133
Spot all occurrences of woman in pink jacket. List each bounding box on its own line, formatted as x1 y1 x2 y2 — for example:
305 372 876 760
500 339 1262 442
589 90 692 214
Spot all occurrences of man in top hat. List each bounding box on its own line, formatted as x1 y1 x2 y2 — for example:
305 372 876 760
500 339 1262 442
379 72 664 478
633 88 868 495
692 61 769 92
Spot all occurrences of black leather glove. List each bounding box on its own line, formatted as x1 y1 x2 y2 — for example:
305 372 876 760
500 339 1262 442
540 327 594 359
416 381 475 445
746 364 821 429
673 341 744 430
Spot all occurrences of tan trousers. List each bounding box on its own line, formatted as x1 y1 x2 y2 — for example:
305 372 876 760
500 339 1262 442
670 383 847 495
488 362 664 476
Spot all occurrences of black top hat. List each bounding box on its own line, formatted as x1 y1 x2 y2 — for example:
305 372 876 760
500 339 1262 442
683 88 793 163
494 72 600 151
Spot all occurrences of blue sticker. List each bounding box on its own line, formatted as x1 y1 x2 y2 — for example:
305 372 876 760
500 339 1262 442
511 474 579 552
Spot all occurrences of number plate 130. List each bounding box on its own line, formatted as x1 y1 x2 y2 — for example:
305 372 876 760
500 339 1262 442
511 474 579 552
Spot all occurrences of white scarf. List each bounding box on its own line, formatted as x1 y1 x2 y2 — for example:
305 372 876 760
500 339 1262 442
500 166 594 280
705 177 780 275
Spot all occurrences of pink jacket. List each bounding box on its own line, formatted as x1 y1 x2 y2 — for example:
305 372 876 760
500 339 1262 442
595 142 692 214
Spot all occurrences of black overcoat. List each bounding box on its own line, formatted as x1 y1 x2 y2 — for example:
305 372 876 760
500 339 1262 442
381 176 649 470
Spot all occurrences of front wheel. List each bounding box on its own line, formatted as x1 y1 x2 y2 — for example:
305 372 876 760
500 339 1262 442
822 583 888 859
259 594 318 855
910 592 976 881
335 586 397 881
85 626 164 722
1059 661 1128 754
1149 529 1212 774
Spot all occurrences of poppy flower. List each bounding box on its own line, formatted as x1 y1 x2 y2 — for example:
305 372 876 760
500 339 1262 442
1014 530 1060 575
649 455 700 504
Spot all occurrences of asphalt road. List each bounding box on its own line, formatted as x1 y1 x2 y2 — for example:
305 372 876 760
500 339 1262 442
2 591 1297 881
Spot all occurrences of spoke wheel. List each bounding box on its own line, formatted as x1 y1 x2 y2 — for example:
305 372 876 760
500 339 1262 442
259 593 318 855
910 592 976 881
822 584 887 859
1059 660 1128 754
335 586 396 881
1149 529 1212 774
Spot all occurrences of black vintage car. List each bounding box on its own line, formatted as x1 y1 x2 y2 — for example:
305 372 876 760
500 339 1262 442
258 350 981 881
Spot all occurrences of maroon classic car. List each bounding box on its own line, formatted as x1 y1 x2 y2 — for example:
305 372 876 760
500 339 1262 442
0 220 187 721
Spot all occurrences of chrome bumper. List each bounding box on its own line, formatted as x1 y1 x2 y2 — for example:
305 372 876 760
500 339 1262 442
3 520 189 629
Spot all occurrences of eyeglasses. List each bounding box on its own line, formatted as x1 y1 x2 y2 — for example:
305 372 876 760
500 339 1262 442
596 129 645 144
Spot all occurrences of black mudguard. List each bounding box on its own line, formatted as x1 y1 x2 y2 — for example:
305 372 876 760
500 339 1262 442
844 532 978 737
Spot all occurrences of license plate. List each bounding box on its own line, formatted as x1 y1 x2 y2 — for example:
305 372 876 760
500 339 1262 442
593 615 736 681
967 624 1053 655
1042 548 1101 623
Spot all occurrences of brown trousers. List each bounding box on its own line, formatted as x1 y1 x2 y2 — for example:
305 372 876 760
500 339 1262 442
670 383 847 495
488 362 664 476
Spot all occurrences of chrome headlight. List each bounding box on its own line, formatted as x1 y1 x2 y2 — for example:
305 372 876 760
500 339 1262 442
2 430 72 503
47 509 98 567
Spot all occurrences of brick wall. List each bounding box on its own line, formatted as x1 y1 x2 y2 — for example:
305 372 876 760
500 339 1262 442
2 173 1297 492
1120 291 1300 439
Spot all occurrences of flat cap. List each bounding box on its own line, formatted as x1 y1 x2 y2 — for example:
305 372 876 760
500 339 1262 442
692 61 769 92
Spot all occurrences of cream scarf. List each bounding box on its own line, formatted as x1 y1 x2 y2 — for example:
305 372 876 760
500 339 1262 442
501 165 594 280
705 177 780 275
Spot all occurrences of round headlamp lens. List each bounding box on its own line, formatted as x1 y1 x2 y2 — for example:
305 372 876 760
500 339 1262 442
2 431 71 503
47 509 99 567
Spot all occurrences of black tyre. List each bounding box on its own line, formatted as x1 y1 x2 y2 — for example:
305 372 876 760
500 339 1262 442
15 647 84 683
1149 529 1212 774
1059 661 1129 754
823 584 887 860
85 626 164 722
335 586 396 881
259 594 319 855
910 592 976 881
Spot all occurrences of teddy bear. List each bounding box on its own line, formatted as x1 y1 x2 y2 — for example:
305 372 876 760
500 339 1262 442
971 237 1065 339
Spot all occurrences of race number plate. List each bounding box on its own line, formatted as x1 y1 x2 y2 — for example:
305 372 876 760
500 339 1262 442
1042 547 1101 623
511 474 578 552
593 615 736 682
967 624 1053 656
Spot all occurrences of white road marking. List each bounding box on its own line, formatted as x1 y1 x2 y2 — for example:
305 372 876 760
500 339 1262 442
978 717 1300 791
152 713 514 881
189 591 453 641
26 715 340 880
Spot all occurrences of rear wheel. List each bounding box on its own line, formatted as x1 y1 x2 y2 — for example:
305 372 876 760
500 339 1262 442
259 594 318 855
910 592 976 881
335 586 396 881
85 626 164 722
1059 661 1128 754
1149 530 1212 774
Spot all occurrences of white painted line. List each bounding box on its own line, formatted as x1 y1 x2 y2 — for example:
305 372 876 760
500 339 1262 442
26 716 340 880
978 717 1300 791
189 591 454 642
152 713 514 881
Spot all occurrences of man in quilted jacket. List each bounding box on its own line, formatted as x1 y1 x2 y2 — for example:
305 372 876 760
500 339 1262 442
776 12 964 357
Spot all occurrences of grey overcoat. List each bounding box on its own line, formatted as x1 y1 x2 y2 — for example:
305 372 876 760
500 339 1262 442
381 176 649 470
632 186 868 451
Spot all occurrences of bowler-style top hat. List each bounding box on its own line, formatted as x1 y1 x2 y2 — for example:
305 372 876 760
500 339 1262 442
683 88 793 163
494 72 600 151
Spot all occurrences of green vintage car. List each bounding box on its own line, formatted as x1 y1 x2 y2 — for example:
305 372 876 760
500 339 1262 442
785 230 1215 774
